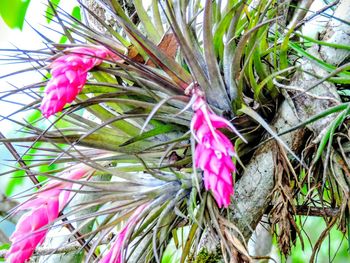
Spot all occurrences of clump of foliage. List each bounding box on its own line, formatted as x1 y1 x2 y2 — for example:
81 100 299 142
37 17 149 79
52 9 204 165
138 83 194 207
0 0 350 262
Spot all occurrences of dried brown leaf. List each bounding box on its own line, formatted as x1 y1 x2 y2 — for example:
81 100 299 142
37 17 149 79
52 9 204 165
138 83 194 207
270 154 303 257
147 33 178 67
127 45 145 63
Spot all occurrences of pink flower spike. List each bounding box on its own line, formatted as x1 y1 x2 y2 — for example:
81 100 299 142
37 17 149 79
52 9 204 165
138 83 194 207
99 204 148 263
190 87 244 208
40 46 123 118
6 165 94 263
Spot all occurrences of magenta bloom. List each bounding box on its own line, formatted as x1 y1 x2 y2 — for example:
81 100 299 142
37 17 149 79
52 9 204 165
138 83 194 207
6 165 94 263
191 89 245 208
6 192 60 263
100 204 147 263
40 46 121 118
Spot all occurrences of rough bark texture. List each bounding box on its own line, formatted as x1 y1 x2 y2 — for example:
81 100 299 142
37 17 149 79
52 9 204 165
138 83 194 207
82 0 137 31
83 0 111 32
199 0 349 259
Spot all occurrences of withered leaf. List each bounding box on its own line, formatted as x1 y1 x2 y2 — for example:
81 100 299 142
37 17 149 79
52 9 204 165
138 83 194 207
127 45 145 63
127 33 178 66
146 33 178 67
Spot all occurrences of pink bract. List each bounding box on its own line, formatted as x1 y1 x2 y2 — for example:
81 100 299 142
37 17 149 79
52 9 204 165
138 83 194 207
99 204 147 263
40 46 121 118
191 89 244 208
6 165 94 263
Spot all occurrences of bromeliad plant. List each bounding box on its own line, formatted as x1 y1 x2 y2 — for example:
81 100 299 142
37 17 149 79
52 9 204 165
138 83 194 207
1 0 350 262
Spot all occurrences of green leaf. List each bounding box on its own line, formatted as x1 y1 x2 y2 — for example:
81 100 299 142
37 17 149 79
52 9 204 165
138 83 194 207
280 26 294 70
5 169 25 196
213 6 235 59
180 223 198 263
151 0 164 36
0 0 30 30
71 6 81 21
134 0 161 43
0 243 10 261
120 124 178 147
296 32 350 51
164 3 210 95
59 35 68 44
255 66 297 100
46 0 60 23
0 244 10 250
314 104 350 163
203 0 230 107
289 42 350 77
77 93 140 137
277 103 350 137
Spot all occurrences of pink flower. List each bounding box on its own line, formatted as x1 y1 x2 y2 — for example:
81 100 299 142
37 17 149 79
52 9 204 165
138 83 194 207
6 165 94 263
99 204 147 263
6 193 60 263
190 88 245 208
40 46 121 118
